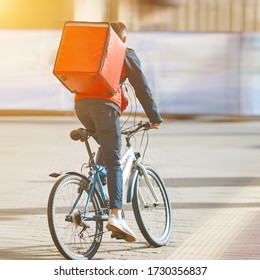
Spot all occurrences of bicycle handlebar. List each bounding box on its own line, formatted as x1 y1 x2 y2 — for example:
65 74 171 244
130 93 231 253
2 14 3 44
70 121 154 143
121 121 152 136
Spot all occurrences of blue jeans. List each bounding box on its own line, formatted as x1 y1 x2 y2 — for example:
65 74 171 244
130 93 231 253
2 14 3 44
75 100 123 209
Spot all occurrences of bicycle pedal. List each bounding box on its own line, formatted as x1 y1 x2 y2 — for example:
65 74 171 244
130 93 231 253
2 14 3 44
111 232 126 240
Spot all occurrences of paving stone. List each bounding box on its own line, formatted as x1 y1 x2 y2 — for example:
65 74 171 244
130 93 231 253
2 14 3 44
0 116 260 260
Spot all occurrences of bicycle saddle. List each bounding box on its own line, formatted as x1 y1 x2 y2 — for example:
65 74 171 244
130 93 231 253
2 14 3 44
70 128 89 141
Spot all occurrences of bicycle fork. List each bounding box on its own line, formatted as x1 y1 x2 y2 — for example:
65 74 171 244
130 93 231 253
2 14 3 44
138 163 160 206
127 162 160 205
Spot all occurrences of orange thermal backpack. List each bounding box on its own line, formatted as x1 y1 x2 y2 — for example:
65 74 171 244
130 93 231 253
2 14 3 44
53 21 126 97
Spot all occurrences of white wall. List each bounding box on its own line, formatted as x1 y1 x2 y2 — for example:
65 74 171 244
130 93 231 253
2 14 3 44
0 29 259 115
0 30 74 111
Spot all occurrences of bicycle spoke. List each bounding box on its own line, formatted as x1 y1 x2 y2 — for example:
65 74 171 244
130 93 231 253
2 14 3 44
132 165 172 246
48 175 103 259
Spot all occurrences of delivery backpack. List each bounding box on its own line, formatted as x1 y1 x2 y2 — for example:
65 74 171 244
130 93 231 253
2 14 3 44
53 21 126 98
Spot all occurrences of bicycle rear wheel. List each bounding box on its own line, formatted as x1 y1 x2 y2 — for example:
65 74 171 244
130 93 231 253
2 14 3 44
48 174 103 259
132 164 172 247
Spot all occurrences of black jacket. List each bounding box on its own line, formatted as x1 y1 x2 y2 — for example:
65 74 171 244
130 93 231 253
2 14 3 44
124 48 162 123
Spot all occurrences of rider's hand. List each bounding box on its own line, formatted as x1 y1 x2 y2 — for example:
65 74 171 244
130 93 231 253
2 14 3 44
148 122 161 128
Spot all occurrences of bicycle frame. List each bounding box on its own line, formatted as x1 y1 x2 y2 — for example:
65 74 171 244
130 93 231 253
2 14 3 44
49 123 160 223
83 165 108 219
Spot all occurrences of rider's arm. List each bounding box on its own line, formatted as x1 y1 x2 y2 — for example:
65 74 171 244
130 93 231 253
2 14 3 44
124 49 162 125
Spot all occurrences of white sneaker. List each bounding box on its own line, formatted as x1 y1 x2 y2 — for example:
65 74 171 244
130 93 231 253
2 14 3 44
106 214 136 242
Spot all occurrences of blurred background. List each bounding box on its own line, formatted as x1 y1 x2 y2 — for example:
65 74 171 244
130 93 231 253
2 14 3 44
0 0 260 117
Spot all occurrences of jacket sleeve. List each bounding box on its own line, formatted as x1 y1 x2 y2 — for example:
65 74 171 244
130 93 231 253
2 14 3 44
124 49 162 123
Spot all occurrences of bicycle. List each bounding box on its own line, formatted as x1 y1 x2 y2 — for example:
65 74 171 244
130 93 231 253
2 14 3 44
47 121 172 260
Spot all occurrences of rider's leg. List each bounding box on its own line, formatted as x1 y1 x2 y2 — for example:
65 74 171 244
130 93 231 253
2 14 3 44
75 101 136 241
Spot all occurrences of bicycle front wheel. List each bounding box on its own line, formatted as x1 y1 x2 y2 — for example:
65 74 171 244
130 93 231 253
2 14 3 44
48 174 103 260
132 164 172 247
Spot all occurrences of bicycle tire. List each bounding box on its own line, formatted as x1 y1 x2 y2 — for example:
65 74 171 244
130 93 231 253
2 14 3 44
47 174 103 260
132 164 172 247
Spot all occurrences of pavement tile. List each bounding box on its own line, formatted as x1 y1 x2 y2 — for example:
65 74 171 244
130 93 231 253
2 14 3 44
0 116 260 260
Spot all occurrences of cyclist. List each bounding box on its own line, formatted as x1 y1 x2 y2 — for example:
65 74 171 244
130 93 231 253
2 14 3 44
74 21 162 242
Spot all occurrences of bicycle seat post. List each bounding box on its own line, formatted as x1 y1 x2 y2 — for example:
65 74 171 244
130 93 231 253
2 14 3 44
84 139 95 166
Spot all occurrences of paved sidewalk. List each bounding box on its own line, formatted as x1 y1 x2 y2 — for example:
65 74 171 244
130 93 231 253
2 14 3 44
0 116 260 260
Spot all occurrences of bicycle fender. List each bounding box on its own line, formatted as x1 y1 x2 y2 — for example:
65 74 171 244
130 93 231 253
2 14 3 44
126 168 139 203
49 170 88 181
